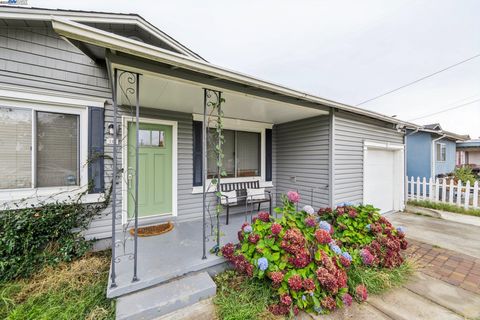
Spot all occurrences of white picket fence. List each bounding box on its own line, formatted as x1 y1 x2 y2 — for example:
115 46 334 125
406 176 479 209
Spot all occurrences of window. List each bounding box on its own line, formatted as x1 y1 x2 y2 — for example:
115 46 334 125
436 143 446 162
139 129 165 147
0 106 80 189
207 129 261 179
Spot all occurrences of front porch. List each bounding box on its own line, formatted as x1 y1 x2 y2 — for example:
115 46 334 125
107 212 247 298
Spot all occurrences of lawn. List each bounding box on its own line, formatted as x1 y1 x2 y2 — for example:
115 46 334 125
408 200 480 217
0 251 114 320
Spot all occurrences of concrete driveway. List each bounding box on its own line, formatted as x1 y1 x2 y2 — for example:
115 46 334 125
386 211 480 259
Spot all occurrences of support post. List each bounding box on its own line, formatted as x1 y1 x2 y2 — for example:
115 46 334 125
202 90 207 260
216 92 222 250
133 72 140 282
110 68 118 288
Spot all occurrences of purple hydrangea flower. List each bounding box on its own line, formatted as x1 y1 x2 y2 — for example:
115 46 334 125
397 226 406 234
302 295 307 301
304 216 317 227
366 224 371 231
319 220 331 232
303 205 315 214
314 306 323 314
257 257 268 271
243 225 253 233
360 248 374 266
329 241 342 255
341 251 352 261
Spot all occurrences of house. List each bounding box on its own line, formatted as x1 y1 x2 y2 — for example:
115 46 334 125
406 124 469 180
457 139 480 175
0 6 418 318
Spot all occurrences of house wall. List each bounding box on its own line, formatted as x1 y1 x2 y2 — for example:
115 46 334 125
0 25 111 98
435 138 456 176
467 151 480 165
274 115 330 209
333 110 404 206
406 131 432 179
87 106 279 240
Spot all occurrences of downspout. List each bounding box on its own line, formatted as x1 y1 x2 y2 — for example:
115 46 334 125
431 134 447 179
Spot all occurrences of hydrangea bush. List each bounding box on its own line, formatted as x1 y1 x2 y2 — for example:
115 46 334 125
318 205 408 268
220 194 407 316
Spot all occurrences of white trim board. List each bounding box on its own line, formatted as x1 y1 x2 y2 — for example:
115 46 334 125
121 116 178 224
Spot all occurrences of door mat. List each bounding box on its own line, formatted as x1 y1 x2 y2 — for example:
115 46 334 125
129 222 174 237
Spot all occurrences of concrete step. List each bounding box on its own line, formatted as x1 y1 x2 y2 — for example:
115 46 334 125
368 287 463 320
115 272 216 320
156 298 217 320
405 272 480 319
299 302 392 320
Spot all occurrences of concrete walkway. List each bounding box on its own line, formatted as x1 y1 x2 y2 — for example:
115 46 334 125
386 211 480 258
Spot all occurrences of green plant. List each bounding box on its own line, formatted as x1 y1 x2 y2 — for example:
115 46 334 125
213 270 279 320
346 259 414 295
0 251 114 320
407 200 480 217
0 199 106 281
453 166 477 185
220 193 410 317
322 205 380 247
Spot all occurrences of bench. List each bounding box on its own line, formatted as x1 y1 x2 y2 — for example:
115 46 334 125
219 180 272 225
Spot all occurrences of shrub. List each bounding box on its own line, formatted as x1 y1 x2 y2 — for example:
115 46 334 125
318 205 408 269
453 166 477 185
0 201 104 281
220 194 409 316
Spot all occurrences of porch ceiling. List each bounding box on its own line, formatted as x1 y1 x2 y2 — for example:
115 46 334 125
114 65 328 124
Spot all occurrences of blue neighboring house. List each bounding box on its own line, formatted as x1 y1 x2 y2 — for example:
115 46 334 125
406 124 469 180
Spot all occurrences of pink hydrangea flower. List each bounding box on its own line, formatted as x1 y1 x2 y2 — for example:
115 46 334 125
287 191 300 203
271 223 282 235
288 274 303 291
356 284 368 301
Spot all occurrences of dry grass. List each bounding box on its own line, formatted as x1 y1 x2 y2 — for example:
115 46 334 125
15 253 109 303
1 251 114 320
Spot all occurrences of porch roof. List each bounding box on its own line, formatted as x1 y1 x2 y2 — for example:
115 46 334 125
51 18 419 128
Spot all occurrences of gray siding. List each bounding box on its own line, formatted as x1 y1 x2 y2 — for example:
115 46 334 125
274 115 330 209
0 26 110 98
86 106 277 239
333 110 404 205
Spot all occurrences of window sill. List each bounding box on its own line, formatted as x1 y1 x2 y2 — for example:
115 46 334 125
0 186 105 210
192 180 274 194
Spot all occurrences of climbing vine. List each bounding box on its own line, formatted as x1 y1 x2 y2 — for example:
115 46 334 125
205 89 226 254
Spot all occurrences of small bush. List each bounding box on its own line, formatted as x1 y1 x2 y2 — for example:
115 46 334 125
0 201 104 281
220 193 409 317
452 166 477 185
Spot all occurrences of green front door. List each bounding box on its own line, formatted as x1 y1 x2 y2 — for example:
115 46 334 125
127 121 173 218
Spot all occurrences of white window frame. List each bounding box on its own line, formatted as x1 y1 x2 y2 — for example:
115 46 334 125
192 114 273 193
436 142 446 162
0 94 95 208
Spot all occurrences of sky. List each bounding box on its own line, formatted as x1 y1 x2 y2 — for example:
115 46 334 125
30 0 480 137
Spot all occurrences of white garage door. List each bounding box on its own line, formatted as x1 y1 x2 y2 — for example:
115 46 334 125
364 148 396 213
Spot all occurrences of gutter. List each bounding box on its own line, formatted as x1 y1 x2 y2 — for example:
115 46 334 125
431 134 446 179
51 18 421 129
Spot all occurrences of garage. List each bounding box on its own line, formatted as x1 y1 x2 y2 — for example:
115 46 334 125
363 142 405 214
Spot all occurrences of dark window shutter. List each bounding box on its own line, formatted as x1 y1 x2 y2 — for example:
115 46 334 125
88 107 105 193
266 128 272 181
193 121 203 186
